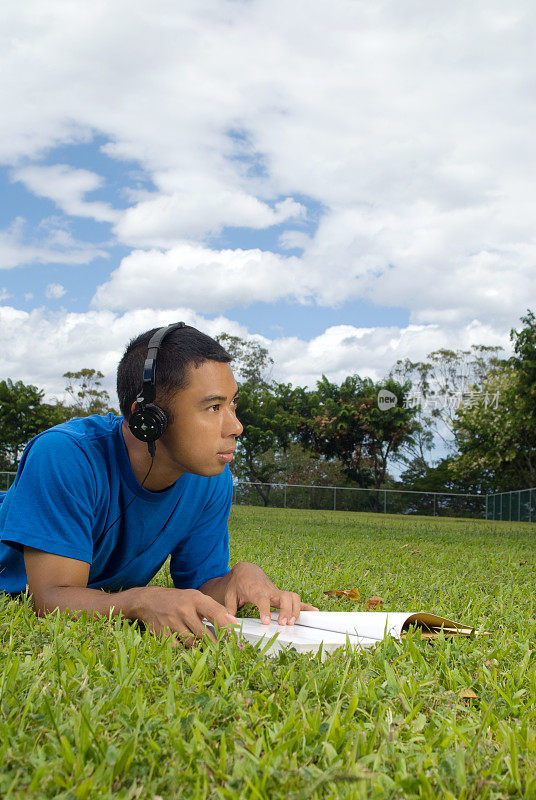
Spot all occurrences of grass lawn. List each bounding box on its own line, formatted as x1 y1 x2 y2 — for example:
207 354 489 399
1 506 536 799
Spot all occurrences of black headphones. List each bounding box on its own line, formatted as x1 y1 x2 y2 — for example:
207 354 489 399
128 321 186 456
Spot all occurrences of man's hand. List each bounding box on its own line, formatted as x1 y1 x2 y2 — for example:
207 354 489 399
23 548 238 649
131 586 238 647
220 561 319 625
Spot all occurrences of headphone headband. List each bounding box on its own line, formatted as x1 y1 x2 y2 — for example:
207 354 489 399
138 321 186 404
129 321 186 456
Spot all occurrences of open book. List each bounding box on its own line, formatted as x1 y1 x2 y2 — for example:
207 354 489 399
209 610 476 658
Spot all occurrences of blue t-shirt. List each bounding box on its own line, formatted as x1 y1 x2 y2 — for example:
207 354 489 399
0 414 231 595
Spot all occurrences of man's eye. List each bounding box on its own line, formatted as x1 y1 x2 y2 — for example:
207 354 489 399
208 404 220 411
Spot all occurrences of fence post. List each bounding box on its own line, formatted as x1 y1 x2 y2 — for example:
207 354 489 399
233 484 237 505
433 493 436 516
383 490 386 514
333 487 337 511
283 485 287 509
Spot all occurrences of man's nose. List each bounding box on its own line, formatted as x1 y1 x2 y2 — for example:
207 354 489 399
226 408 243 438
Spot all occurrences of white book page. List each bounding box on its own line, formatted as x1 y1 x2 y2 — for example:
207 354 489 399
202 610 473 656
283 610 473 638
283 610 411 639
203 617 379 651
236 617 378 648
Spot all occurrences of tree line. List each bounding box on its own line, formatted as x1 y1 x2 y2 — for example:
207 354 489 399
1 311 534 503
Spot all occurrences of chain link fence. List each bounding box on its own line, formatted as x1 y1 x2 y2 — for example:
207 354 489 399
3 469 533 520
233 481 486 518
486 488 535 522
0 472 15 491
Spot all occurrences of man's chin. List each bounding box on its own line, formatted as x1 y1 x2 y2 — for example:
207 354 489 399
193 462 227 478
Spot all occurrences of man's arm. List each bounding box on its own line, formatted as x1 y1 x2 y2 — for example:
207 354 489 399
24 546 140 617
199 560 318 625
24 547 238 646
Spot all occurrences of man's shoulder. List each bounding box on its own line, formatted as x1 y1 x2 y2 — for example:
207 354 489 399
20 413 123 474
43 413 123 443
27 413 122 453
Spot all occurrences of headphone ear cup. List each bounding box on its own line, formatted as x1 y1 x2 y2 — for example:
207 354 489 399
128 403 168 443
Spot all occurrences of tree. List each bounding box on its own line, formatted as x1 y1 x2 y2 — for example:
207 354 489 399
399 455 484 494
215 333 273 387
510 309 536 406
449 367 527 491
263 442 353 487
63 369 118 417
0 379 67 470
390 345 504 488
215 334 307 504
390 344 504 450
449 311 536 492
232 381 299 505
301 375 418 492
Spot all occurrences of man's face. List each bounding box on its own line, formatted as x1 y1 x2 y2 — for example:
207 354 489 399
160 360 243 477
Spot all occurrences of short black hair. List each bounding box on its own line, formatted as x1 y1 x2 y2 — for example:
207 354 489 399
117 325 232 422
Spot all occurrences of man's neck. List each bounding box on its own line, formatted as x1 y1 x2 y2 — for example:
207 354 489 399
121 421 183 492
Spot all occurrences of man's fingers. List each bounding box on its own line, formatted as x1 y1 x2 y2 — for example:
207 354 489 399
150 613 218 649
197 593 239 632
257 596 272 625
153 621 198 649
291 593 301 622
224 589 238 617
274 596 319 625
201 622 219 646
177 630 198 649
300 602 319 612
276 591 299 625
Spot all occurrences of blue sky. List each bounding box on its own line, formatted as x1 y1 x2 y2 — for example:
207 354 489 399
0 132 413 336
0 0 532 424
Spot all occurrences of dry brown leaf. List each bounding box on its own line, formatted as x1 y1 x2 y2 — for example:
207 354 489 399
520 560 528 565
411 549 421 554
365 595 383 611
323 588 361 601
399 543 410 549
459 688 478 700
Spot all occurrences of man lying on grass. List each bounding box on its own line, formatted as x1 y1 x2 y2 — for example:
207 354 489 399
0 323 317 646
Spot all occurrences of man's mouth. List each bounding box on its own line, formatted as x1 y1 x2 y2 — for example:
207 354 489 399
217 450 235 463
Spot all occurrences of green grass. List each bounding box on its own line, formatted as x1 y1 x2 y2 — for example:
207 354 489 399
1 506 536 799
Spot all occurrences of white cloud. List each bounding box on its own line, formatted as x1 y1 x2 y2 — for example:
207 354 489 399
45 282 66 299
0 306 512 405
114 180 305 246
269 321 511 387
0 218 107 270
0 287 12 301
279 230 311 251
92 208 535 332
0 0 533 335
92 243 310 312
12 164 120 223
0 306 251 400
296 204 536 327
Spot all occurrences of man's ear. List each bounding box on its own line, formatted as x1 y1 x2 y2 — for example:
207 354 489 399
130 400 138 415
